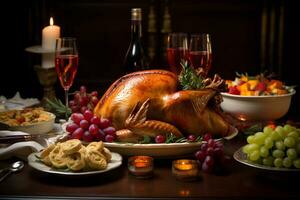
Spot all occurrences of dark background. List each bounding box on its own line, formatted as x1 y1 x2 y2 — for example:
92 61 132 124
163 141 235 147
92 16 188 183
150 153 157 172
1 0 299 116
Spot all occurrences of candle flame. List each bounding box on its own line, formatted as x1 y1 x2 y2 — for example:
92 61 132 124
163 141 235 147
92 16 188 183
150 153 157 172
179 189 191 196
173 159 195 170
50 17 54 26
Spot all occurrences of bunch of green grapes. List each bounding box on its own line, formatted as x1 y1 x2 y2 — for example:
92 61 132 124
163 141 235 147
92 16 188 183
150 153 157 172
243 124 300 168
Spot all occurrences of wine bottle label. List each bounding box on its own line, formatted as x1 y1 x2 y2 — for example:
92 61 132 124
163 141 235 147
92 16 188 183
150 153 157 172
131 8 142 21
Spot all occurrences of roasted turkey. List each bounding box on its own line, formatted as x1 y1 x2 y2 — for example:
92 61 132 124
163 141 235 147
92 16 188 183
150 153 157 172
94 70 235 142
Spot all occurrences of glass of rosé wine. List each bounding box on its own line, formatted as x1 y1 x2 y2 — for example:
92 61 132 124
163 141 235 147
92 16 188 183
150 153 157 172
188 33 212 77
55 37 79 118
166 33 188 75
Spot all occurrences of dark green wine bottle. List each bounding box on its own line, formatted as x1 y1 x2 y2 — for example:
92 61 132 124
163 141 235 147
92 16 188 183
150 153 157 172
123 8 148 73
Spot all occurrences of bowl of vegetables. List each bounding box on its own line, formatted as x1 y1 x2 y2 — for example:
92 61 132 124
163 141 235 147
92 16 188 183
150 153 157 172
220 73 296 121
0 108 55 134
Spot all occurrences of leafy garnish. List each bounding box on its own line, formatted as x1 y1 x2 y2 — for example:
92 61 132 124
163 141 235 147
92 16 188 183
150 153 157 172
166 134 177 143
45 97 72 119
243 123 263 135
34 155 45 164
195 135 203 142
139 135 152 144
119 133 204 144
174 137 187 143
179 61 205 90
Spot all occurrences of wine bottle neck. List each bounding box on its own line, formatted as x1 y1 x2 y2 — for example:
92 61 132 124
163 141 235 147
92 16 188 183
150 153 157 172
131 20 142 39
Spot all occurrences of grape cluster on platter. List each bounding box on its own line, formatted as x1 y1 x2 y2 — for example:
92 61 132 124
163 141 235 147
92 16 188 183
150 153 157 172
69 86 99 114
242 124 300 169
194 134 231 173
66 110 117 143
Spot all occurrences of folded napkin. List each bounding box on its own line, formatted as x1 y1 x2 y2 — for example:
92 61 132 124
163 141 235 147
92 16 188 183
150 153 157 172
0 124 64 161
0 92 40 112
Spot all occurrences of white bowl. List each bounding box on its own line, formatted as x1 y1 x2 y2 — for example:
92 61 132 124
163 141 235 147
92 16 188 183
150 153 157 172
220 90 296 121
3 111 56 135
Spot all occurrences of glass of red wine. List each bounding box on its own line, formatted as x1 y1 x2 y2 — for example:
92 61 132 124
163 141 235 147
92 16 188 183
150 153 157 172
166 33 188 75
55 37 79 118
188 33 212 77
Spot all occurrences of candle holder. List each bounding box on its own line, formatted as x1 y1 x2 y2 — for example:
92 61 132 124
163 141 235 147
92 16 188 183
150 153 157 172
34 65 57 106
172 159 200 181
128 156 154 179
25 46 57 106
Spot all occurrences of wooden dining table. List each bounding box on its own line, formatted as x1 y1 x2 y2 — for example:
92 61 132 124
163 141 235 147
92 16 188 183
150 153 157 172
0 134 299 200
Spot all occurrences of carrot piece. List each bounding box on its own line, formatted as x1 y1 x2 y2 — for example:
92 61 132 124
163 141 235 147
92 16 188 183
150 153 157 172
247 80 259 90
276 89 288 95
268 80 283 90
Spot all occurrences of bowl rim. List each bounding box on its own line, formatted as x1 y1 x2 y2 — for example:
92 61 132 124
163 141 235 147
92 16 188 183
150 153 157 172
221 89 296 99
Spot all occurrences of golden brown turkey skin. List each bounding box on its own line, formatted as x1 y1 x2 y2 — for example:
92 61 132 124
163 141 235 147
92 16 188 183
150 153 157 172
94 70 231 138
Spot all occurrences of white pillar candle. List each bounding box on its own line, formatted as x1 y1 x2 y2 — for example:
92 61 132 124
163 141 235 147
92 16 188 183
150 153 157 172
42 17 60 50
41 17 60 68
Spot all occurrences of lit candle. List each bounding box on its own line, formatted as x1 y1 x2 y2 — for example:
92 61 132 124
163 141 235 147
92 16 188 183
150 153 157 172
128 156 154 178
42 17 60 50
41 17 60 68
172 159 199 181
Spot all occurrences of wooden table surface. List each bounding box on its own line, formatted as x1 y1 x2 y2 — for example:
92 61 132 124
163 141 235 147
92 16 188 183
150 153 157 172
0 136 299 200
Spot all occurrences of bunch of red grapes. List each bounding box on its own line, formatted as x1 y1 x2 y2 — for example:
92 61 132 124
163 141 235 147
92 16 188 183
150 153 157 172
66 110 117 143
69 86 99 114
194 134 231 173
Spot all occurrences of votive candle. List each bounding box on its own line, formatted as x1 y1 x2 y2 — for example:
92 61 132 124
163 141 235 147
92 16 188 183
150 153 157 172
128 156 154 178
172 159 199 181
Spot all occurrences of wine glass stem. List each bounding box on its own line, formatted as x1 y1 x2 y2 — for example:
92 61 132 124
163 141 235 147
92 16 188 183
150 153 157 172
64 89 69 119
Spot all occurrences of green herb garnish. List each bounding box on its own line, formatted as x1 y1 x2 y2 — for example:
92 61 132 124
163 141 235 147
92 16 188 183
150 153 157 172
174 137 187 143
139 135 152 144
45 97 72 119
179 61 205 90
166 134 177 143
243 123 263 135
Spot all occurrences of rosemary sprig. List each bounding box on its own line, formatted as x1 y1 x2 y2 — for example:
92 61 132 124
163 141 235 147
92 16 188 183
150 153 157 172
178 61 205 90
165 133 177 143
174 137 187 143
132 133 204 144
45 97 72 119
195 135 203 142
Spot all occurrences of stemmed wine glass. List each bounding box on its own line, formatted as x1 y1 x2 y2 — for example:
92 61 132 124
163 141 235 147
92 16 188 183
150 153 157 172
55 37 79 118
188 33 212 77
166 33 188 75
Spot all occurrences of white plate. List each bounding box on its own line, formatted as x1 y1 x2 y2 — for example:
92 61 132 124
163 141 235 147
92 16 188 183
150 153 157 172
104 128 238 157
233 147 300 172
62 120 238 158
28 152 122 175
